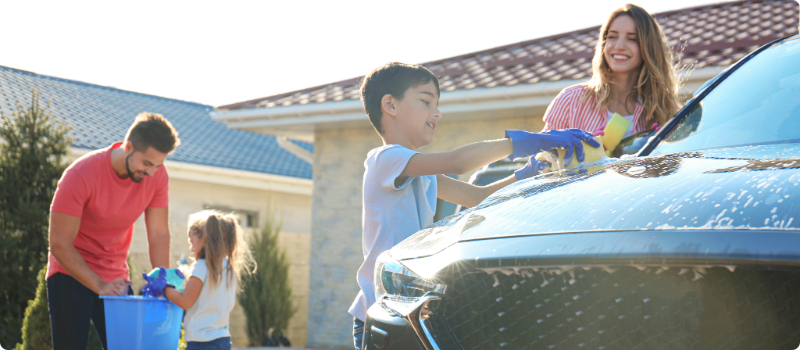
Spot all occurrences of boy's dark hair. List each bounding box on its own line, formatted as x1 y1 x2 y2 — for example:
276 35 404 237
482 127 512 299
360 62 440 134
124 112 181 154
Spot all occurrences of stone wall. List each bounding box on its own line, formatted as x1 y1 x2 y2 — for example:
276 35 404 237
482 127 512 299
128 176 312 348
307 114 546 348
308 126 382 348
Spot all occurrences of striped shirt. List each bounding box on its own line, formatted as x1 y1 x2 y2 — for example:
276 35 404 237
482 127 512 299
542 84 647 134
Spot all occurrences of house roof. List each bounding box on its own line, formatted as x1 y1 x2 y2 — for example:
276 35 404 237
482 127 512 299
218 0 799 111
0 66 312 179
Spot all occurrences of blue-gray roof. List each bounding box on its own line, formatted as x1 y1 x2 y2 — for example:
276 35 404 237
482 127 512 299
0 66 312 179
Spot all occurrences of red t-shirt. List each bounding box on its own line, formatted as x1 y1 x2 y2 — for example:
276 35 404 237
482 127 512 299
47 142 169 282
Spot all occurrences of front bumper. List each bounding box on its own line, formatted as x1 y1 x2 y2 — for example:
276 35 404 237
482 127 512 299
365 293 458 350
363 303 424 350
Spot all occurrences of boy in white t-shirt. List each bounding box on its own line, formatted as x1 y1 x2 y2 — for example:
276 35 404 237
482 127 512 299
349 62 600 349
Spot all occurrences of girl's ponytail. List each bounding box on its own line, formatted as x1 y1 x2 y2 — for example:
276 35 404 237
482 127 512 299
188 210 254 289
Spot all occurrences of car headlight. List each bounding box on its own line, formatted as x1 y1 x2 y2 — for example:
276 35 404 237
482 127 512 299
374 251 446 316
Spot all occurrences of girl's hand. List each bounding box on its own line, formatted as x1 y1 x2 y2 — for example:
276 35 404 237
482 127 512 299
142 267 170 298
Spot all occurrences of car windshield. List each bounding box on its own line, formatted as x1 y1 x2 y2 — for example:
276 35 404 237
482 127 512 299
650 36 800 156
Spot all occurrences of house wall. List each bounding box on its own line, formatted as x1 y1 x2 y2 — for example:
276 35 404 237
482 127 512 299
126 176 312 348
307 113 546 348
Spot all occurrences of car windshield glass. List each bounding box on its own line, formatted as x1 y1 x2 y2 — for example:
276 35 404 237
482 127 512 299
651 36 800 156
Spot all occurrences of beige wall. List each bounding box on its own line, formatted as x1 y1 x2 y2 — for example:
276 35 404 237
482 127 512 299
307 114 546 348
127 176 312 348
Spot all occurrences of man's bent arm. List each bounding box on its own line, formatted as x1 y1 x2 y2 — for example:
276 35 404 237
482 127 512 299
49 212 128 295
437 174 516 208
144 206 171 268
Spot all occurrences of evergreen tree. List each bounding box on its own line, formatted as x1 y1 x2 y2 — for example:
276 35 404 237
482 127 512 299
13 266 103 350
0 91 72 348
15 267 49 350
238 215 296 346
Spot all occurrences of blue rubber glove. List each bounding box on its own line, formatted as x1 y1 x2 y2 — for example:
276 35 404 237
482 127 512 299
505 129 601 163
146 267 186 292
141 267 171 298
514 157 550 180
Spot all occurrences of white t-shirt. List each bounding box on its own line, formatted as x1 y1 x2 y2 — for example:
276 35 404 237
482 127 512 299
184 258 236 342
348 144 438 321
608 111 636 139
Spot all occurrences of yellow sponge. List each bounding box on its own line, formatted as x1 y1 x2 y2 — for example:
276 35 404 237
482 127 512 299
556 135 605 169
534 136 605 171
602 113 632 153
534 151 556 173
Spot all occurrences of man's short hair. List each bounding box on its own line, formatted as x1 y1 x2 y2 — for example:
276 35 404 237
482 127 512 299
124 112 181 154
360 62 440 134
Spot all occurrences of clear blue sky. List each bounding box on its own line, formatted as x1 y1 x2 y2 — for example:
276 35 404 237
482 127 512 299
1 0 727 106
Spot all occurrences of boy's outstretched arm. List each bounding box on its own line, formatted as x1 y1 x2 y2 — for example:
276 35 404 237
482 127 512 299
437 154 550 208
437 174 516 208
401 129 599 178
402 139 513 177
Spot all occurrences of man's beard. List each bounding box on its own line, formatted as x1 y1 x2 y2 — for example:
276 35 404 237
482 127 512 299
125 153 144 183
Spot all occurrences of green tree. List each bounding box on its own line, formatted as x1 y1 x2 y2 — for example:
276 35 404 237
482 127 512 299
0 91 72 348
238 215 296 346
14 267 50 350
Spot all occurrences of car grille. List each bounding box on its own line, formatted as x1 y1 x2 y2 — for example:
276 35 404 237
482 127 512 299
432 265 800 350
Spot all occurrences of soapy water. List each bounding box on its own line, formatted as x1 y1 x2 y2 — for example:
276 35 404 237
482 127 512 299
480 263 737 283
465 151 800 238
391 143 800 261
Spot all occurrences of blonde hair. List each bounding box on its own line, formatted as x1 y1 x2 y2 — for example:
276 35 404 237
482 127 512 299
188 210 254 288
583 3 680 128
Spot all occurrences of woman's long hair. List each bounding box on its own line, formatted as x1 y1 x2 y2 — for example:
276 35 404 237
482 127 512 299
583 3 680 128
188 210 254 288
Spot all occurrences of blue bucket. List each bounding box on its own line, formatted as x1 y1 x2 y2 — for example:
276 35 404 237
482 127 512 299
100 295 182 350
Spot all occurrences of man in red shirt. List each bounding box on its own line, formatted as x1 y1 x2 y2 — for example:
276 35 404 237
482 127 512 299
47 112 180 350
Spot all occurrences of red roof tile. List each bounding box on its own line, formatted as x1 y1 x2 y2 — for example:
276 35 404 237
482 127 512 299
219 0 799 111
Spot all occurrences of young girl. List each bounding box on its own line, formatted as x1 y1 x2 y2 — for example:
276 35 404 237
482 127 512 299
164 210 253 350
542 4 680 138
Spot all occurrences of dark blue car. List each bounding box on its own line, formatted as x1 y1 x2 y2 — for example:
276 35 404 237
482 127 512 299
364 34 800 350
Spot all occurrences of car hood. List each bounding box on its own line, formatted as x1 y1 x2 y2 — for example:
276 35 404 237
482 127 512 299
391 142 800 261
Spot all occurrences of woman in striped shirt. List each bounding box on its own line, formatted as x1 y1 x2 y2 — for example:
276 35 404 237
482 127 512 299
543 4 680 139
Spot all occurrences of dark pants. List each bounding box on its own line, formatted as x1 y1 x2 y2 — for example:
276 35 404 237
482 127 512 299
47 273 132 350
186 336 232 350
353 317 365 350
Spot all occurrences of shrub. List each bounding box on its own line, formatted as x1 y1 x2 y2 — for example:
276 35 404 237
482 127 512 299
13 266 104 350
238 214 296 346
14 267 49 350
0 91 72 349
